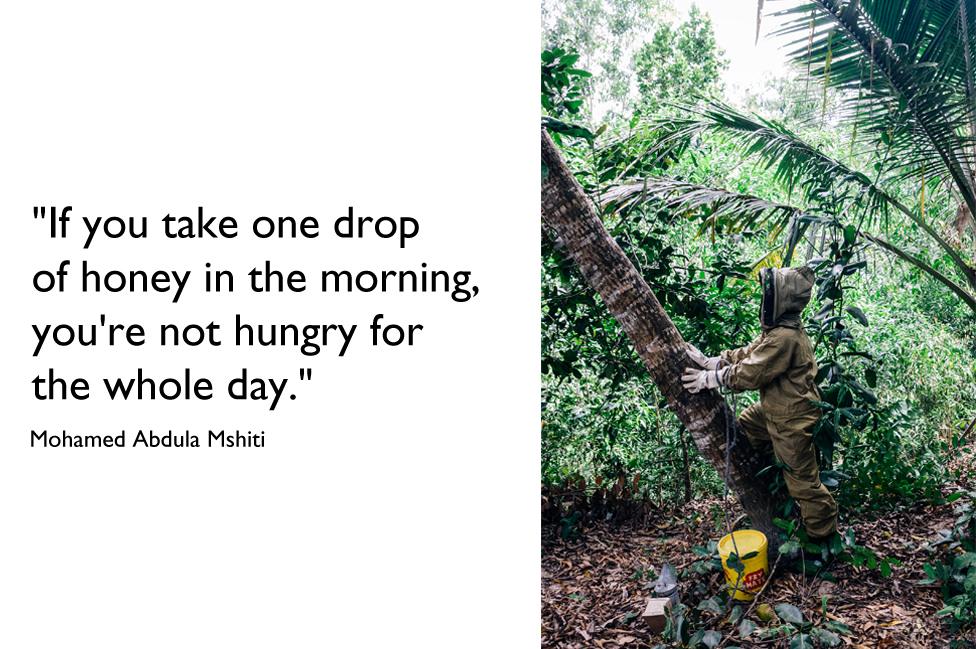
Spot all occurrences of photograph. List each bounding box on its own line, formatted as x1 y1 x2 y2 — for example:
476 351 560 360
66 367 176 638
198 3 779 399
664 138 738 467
541 1 976 647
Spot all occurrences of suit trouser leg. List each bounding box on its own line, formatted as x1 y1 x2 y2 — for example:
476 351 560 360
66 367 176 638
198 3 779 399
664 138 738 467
737 405 838 537
738 403 771 450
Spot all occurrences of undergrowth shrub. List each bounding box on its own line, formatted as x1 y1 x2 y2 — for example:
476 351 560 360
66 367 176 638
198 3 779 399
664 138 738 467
541 371 723 504
837 401 945 507
922 490 976 636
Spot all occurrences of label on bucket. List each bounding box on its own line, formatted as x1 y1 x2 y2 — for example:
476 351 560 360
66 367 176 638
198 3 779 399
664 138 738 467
743 568 766 591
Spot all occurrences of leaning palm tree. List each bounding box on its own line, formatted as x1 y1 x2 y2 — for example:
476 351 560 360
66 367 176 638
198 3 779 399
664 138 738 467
541 130 780 541
627 0 976 313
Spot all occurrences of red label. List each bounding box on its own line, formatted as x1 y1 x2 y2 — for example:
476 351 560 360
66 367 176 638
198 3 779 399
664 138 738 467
743 569 766 591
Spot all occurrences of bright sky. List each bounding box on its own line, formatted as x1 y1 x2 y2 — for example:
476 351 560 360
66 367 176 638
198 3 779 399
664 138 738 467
671 0 793 100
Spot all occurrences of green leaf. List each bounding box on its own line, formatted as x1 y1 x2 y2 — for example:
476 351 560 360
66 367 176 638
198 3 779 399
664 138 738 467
774 603 805 626
559 53 580 66
728 605 744 625
843 225 857 245
541 116 594 141
880 558 892 578
673 607 688 643
813 627 842 646
790 633 814 649
738 618 756 639
697 596 724 614
773 517 797 533
865 366 877 388
702 630 722 648
825 620 852 635
726 551 745 574
844 306 869 326
564 99 583 113
813 300 834 321
953 552 976 570
780 540 801 555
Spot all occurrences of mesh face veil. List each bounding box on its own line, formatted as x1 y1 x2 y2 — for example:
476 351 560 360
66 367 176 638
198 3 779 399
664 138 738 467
757 266 814 329
760 268 776 329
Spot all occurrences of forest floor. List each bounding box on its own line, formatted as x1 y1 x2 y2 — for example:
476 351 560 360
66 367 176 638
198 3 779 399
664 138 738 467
542 445 976 649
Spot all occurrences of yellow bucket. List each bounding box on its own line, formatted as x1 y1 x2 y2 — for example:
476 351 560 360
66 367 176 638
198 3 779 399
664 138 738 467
718 530 768 601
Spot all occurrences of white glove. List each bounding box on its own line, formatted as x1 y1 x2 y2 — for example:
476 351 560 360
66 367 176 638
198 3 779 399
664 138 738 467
685 343 723 371
682 366 727 394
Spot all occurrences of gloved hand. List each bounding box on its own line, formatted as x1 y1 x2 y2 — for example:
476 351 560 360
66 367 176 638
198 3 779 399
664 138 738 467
685 343 723 370
682 366 726 394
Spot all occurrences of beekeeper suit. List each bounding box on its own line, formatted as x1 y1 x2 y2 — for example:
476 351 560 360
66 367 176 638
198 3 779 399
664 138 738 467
681 266 838 539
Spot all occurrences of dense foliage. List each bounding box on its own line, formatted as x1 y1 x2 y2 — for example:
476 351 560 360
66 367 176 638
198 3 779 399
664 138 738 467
541 1 976 516
923 490 976 632
632 6 727 113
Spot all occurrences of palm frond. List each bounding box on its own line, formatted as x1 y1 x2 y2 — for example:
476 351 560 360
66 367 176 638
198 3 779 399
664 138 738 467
770 0 976 215
599 175 976 309
655 100 885 213
600 177 809 234
863 231 976 311
652 99 976 287
960 0 976 139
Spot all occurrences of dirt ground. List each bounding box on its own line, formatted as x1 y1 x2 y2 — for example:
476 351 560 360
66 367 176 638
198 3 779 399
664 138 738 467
542 448 976 648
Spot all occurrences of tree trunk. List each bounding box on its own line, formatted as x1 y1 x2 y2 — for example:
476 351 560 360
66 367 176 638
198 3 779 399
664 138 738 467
541 130 777 543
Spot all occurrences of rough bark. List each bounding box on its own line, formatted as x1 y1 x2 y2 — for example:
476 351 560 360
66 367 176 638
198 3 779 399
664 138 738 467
541 130 777 543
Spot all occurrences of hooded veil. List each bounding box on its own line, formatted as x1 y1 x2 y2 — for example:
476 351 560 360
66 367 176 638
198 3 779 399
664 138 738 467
759 266 815 330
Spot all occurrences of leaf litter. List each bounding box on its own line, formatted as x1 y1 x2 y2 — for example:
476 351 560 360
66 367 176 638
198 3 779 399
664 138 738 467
542 445 976 648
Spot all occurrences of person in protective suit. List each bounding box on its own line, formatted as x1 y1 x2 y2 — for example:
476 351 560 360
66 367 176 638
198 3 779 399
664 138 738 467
681 265 838 540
